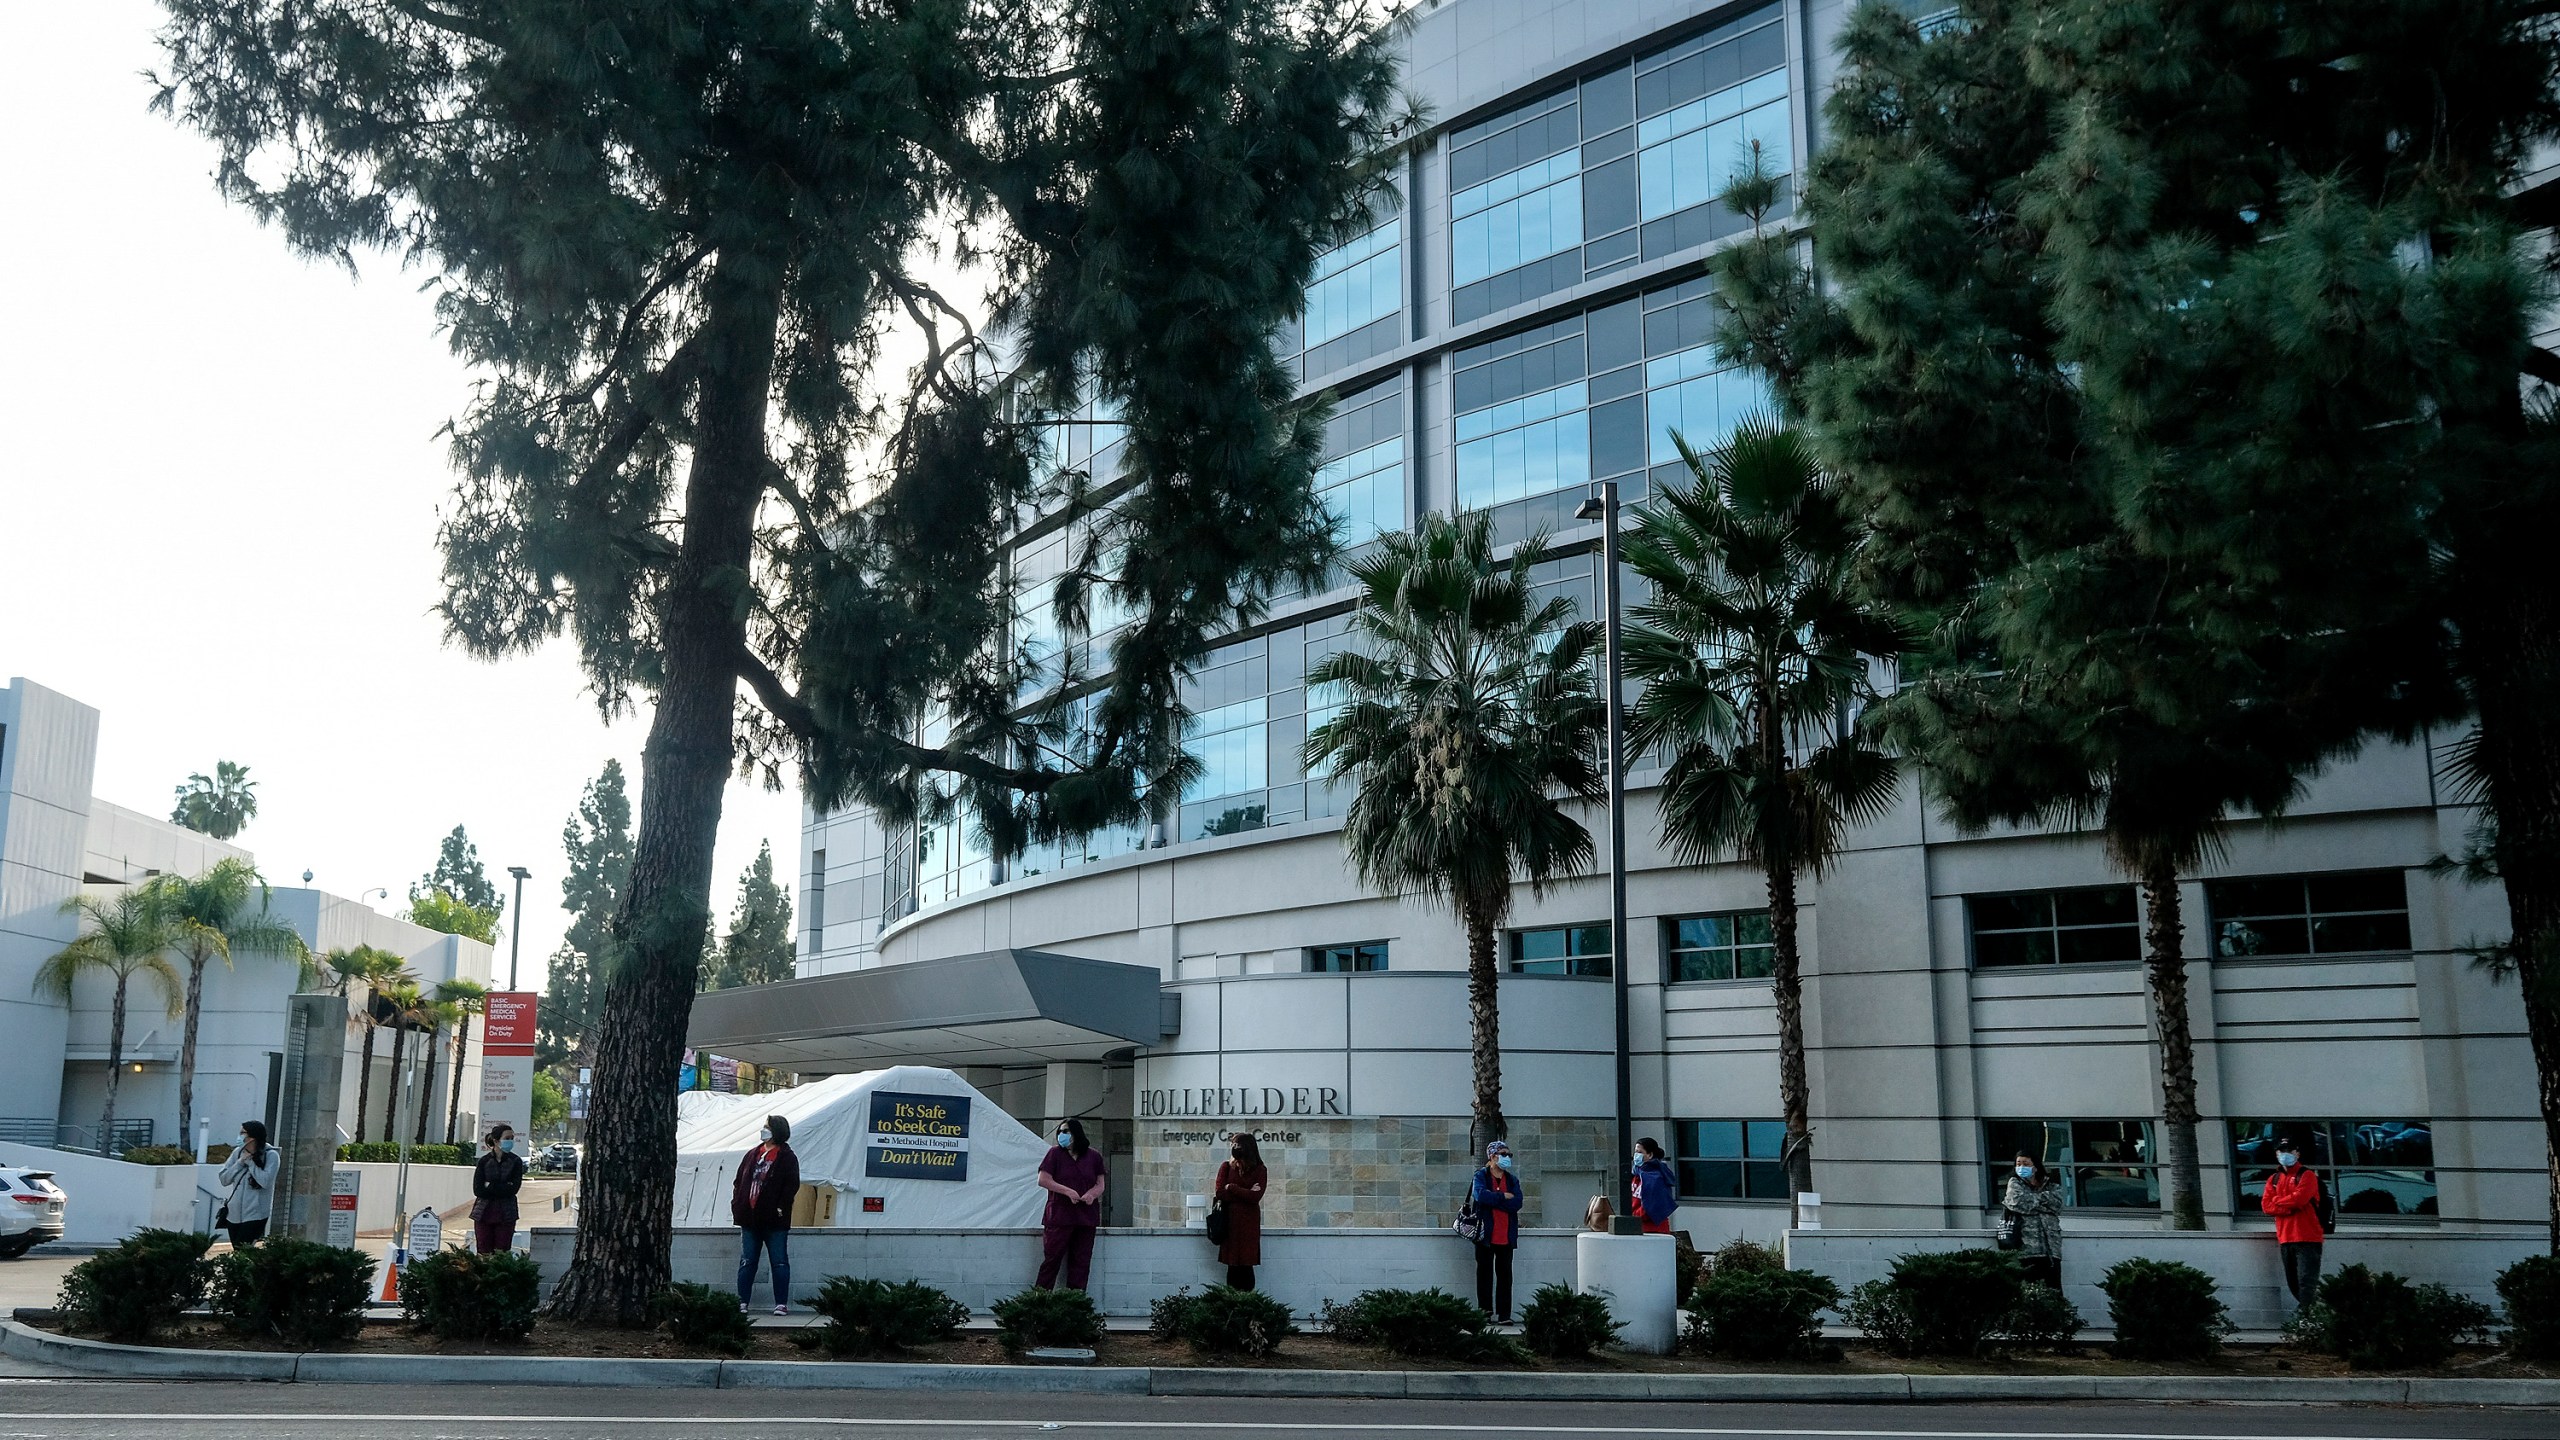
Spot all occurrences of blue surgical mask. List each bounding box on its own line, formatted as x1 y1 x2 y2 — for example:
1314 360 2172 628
1495 1155 1514 1171
2015 1165 2035 1180
500 1139 515 1154
2276 1151 2299 1168
1057 1131 1073 1146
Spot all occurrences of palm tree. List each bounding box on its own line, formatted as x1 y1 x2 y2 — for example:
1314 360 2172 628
415 1000 461 1144
168 760 258 839
377 982 436 1143
1304 511 1606 1150
436 979 490 1145
1619 420 1906 1220
35 892 183 1152
142 859 313 1147
324 946 412 1144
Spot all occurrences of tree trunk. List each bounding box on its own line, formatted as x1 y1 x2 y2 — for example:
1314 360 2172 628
100 976 129 1151
178 952 208 1151
2138 856 2206 1230
545 255 783 1326
1464 902 1506 1156
384 1025 407 1143
1768 859 1813 1225
416 1024 440 1144
355 1020 377 1146
2450 527 2560 1252
447 1010 473 1146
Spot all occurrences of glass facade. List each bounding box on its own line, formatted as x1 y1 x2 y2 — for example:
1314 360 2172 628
2206 871 2412 960
1453 276 1772 547
2230 1118 2437 1219
1675 1118 1787 1199
1667 910 1775 982
1279 205 1405 385
1510 922 1613 976
1983 1119 2161 1210
1967 886 2142 968
1447 4 1790 325
1317 378 1407 552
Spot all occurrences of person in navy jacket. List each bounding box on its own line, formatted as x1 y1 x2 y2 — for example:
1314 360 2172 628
1470 1140 1527 1322
1629 1137 1679 1235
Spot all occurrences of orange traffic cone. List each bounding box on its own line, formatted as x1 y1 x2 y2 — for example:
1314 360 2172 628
377 1246 402 1304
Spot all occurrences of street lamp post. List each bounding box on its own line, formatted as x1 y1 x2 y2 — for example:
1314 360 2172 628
1574 483 1635 1233
505 866 531 991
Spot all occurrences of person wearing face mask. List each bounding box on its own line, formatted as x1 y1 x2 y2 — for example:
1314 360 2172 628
1628 1137 1678 1236
215 1120 276 1248
2001 1152 2064 1288
2259 1135 2327 1307
732 1114 802 1314
1035 1117 1108 1291
1213 1132 1268 1291
1469 1140 1525 1323
472 1124 529 1253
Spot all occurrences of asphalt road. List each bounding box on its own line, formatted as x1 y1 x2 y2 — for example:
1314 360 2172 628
0 1384 2550 1439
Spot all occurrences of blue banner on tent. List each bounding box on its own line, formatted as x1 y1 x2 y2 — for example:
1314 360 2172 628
864 1090 971 1181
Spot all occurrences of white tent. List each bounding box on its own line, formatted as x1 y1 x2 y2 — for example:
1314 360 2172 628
671 1065 1050 1229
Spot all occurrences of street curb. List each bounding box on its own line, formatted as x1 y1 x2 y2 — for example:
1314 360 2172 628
4 1324 2557 1404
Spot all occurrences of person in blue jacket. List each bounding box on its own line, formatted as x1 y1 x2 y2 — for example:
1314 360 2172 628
1629 1136 1679 1235
1470 1140 1527 1322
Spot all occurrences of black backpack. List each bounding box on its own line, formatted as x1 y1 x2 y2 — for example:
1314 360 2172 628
2315 1173 2337 1235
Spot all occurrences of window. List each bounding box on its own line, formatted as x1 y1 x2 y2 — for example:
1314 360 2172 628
2229 1118 2437 1219
1280 205 1404 382
1307 942 1390 973
1983 1119 2160 1209
1967 886 2140 968
1454 317 1592 517
2207 871 2411 960
1667 911 1774 982
1675 1119 1787 1200
1510 923 1612 977
807 849 827 951
1313 380 1405 553
1630 6 1790 260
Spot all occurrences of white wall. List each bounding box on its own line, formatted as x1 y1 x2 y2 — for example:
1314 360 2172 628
0 679 100 1137
532 1224 1583 1319
0 1142 202 1246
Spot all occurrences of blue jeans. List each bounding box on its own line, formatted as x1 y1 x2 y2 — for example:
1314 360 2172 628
738 1227 790 1307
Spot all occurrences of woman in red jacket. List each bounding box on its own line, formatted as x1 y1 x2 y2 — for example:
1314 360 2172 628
732 1114 801 1315
2259 1134 2326 1308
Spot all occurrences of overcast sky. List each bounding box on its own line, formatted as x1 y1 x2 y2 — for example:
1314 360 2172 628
0 0 812 992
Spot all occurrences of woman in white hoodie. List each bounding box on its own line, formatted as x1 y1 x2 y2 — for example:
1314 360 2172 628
216 1119 278 1247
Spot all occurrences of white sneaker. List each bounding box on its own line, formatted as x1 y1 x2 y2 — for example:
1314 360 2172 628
738 1302 749 1314
772 1304 788 1316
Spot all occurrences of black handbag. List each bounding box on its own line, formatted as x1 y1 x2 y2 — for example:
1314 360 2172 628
1205 1198 1230 1246
1995 1208 2024 1251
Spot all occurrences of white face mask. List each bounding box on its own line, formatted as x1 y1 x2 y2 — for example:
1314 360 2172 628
759 1128 773 1143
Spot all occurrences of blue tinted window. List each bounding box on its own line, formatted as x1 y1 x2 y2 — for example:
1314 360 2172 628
1304 218 1402 348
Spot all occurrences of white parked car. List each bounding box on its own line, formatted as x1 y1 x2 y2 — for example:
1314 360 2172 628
0 1169 64 1258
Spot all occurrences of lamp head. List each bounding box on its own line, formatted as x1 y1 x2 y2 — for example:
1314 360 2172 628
507 865 531 882
1574 494 1606 522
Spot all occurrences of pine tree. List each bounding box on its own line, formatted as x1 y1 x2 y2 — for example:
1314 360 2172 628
154 0 1401 1321
541 761 635 1072
703 841 796 991
1710 0 2548 1230
414 825 502 917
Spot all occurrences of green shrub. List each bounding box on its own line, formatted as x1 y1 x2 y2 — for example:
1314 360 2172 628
2288 1264 2495 1370
207 1237 374 1348
2098 1257 2226 1361
1164 1285 1295 1358
118 1146 198 1167
1149 1287 1197 1342
991 1286 1104 1352
1845 1248 2021 1357
2002 1282 2084 1350
1320 1287 1524 1363
2495 1255 2560 1361
1520 1283 1621 1359
399 1246 542 1341
655 1281 753 1356
1707 1237 1787 1276
1673 1231 1704 1304
805 1276 969 1356
335 1142 469 1166
1684 1265 1841 1361
57 1229 214 1342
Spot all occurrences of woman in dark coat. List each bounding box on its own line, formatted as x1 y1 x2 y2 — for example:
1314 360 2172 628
1214 1133 1268 1291
471 1124 528 1253
732 1113 802 1314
